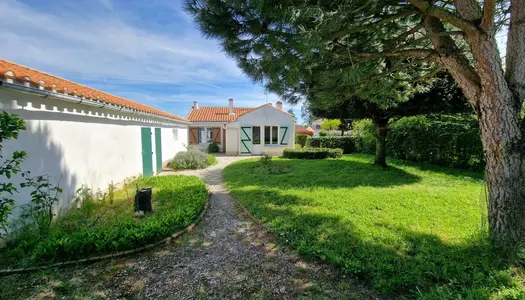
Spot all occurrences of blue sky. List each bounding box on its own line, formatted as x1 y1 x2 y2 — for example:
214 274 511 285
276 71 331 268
0 0 303 122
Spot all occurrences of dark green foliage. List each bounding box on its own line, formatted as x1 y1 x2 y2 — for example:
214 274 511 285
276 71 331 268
224 155 524 298
307 136 356 154
283 148 343 159
0 175 207 268
0 111 27 234
318 131 328 137
207 142 219 153
295 134 309 148
353 115 484 171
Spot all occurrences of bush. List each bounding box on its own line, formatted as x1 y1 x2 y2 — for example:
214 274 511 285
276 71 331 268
318 131 328 137
207 154 217 166
170 147 213 169
307 136 356 154
295 134 309 148
351 119 377 154
283 148 343 159
352 115 484 171
0 175 208 267
207 142 219 153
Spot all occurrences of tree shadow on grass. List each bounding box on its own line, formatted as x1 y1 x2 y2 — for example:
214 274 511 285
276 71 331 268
225 158 421 190
229 188 515 299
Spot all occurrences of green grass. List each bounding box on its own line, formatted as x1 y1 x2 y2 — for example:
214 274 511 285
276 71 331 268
224 154 525 299
0 175 208 268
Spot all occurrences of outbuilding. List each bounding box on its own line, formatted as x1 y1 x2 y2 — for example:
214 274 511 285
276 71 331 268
0 58 189 211
186 98 295 155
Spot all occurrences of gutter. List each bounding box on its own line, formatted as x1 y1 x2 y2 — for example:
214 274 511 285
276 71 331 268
0 81 190 125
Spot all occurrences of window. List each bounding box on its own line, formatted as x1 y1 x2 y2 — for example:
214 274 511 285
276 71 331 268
252 126 261 144
272 126 278 144
264 126 279 145
198 128 213 144
264 126 271 144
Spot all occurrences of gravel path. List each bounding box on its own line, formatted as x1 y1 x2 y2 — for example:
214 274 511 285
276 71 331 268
1 156 380 300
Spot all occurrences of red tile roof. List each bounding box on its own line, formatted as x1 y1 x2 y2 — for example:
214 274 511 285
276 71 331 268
0 58 188 122
187 103 295 122
186 106 256 122
295 124 314 136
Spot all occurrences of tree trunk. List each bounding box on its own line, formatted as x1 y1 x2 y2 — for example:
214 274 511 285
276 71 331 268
341 130 344 136
467 34 525 250
478 90 525 250
373 118 389 167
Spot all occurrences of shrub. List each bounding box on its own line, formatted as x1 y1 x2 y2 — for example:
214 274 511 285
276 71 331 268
388 115 483 170
170 147 213 169
283 148 343 159
207 154 217 166
207 142 219 153
307 136 356 154
0 175 208 267
351 115 484 171
295 134 309 148
351 119 377 154
319 131 328 137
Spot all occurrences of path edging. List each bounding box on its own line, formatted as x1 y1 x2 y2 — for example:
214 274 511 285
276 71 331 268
0 193 211 276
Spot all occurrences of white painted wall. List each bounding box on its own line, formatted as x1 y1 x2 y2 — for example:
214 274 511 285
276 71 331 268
234 105 295 155
161 126 188 165
0 89 188 218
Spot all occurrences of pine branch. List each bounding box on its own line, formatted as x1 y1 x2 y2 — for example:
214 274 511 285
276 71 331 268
407 0 479 34
352 50 437 60
325 9 419 40
480 0 497 32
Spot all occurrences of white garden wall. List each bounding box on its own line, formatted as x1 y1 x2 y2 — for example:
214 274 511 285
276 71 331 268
0 88 188 217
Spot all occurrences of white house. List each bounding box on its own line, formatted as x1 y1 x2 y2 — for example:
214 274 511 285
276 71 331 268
187 99 295 155
0 58 189 213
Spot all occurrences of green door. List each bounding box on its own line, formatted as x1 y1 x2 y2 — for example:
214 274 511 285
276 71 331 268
240 126 252 154
155 128 162 174
141 127 154 177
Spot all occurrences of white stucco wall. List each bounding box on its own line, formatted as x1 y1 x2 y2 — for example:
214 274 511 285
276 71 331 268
0 88 188 217
161 126 188 165
234 105 295 155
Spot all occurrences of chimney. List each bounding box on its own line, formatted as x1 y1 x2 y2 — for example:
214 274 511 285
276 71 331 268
193 101 199 110
276 101 283 110
228 98 234 115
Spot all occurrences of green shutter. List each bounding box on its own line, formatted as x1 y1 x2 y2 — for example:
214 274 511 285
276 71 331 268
279 126 289 145
155 128 162 174
240 126 252 154
141 128 154 177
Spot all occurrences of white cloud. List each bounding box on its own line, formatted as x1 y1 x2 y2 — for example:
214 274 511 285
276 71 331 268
0 0 242 86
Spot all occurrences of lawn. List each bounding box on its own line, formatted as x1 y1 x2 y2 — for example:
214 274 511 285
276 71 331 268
0 175 208 269
224 154 524 299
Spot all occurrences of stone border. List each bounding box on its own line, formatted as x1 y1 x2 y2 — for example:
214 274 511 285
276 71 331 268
0 193 211 276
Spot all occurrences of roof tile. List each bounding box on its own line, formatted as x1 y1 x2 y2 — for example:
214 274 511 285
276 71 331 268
0 58 188 122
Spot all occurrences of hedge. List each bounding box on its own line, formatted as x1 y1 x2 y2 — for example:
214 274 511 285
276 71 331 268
295 134 310 148
307 136 356 154
352 115 484 171
283 148 343 159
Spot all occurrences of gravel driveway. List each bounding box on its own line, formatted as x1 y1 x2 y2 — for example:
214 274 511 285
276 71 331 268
1 156 380 300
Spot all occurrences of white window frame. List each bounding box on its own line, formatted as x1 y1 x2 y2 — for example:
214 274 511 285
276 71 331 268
264 125 279 146
198 127 214 144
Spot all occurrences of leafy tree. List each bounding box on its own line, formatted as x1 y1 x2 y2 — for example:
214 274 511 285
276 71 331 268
287 108 295 117
310 73 469 166
0 111 26 235
186 0 525 249
321 119 340 131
